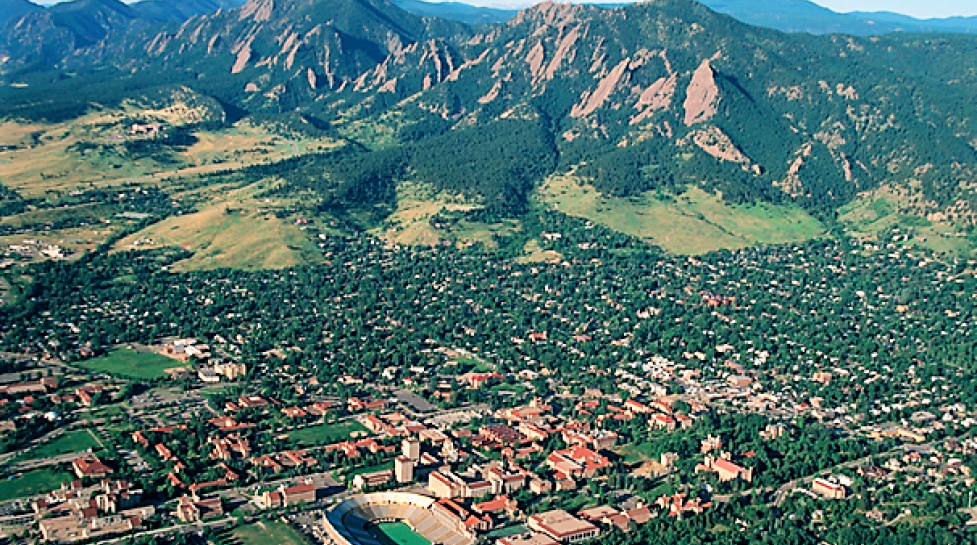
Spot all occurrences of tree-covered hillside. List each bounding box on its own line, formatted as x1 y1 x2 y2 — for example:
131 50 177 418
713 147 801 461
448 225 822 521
3 0 977 235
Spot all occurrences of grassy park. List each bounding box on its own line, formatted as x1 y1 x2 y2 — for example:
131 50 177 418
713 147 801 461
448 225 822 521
77 347 184 380
537 175 825 255
232 521 310 545
287 421 369 447
0 469 74 501
16 430 101 461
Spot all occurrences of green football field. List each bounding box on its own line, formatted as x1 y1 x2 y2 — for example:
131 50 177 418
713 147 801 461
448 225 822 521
371 522 431 545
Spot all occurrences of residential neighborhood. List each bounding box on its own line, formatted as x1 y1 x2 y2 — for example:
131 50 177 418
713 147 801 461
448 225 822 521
2 218 977 545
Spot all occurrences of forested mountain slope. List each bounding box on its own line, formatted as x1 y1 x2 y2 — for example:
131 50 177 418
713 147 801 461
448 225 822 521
2 0 977 242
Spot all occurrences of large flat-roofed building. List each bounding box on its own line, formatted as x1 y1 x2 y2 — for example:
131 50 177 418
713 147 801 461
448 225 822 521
812 478 846 499
527 510 600 543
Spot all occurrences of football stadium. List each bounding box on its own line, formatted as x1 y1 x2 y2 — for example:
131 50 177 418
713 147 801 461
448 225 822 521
323 493 474 545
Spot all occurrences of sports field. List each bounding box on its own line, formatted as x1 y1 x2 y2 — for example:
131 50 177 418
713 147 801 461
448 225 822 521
287 421 369 447
0 468 73 501
76 347 184 379
16 429 101 461
370 522 431 545
232 520 309 545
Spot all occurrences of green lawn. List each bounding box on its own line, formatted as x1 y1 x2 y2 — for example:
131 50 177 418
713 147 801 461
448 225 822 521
232 521 309 545
370 522 431 545
0 468 73 501
17 430 101 461
287 421 369 447
485 525 530 539
616 442 660 463
342 461 394 482
77 347 185 380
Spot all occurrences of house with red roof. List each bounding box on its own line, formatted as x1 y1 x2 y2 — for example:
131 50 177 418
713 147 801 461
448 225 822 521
72 457 112 479
546 446 610 479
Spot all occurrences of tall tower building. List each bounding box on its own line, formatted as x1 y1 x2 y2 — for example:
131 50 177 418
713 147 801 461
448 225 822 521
395 456 414 484
403 437 420 461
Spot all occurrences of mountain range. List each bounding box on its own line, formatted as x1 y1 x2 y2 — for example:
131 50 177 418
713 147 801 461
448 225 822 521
700 0 977 35
2 0 977 241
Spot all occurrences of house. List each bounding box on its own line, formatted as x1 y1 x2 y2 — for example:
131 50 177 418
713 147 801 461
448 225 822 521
480 425 527 447
696 454 753 483
461 371 504 389
281 406 307 419
348 397 388 412
72 457 112 479
75 385 104 407
700 435 722 453
38 506 153 543
352 470 393 491
473 495 519 517
812 478 846 499
562 429 618 451
431 497 493 535
650 413 676 432
175 495 223 522
623 399 652 414
257 483 316 509
306 401 336 416
655 493 711 517
546 446 611 479
237 395 270 409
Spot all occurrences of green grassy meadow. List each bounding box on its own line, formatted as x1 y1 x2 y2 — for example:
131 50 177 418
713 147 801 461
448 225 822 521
16 430 102 461
232 521 310 545
538 175 826 254
287 421 369 447
77 347 184 379
0 468 73 501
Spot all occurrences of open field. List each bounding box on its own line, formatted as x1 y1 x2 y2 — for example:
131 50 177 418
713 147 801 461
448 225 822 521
0 105 343 271
370 522 431 545
838 185 974 254
517 239 563 263
0 110 335 199
373 181 517 249
614 442 660 464
288 421 369 447
0 468 73 501
76 347 184 380
232 520 310 545
16 430 101 461
113 178 323 271
537 175 826 255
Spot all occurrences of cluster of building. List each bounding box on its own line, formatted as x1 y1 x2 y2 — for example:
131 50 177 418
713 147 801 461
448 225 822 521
31 475 153 543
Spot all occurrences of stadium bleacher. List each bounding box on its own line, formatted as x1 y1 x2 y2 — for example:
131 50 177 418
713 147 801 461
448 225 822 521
324 493 473 545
